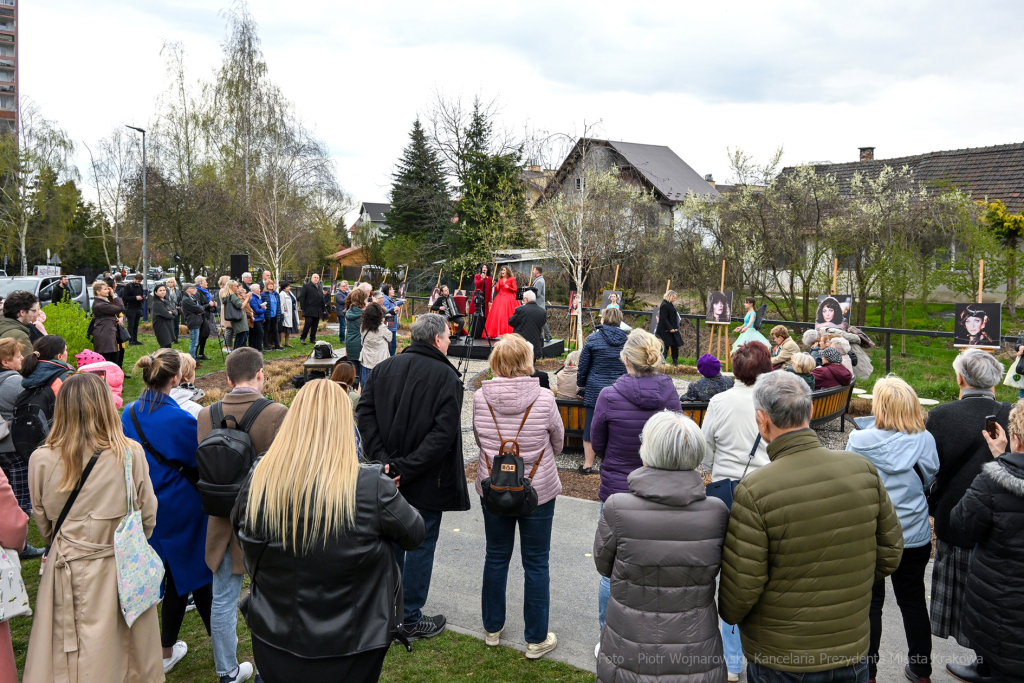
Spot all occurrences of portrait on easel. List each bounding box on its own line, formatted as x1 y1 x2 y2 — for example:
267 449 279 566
815 294 853 330
601 290 623 311
648 306 661 334
705 291 732 324
568 291 581 317
396 282 408 299
954 302 1001 348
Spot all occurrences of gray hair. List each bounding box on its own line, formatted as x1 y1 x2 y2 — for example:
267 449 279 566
195 275 207 286
953 349 1004 389
249 282 261 293
753 371 812 429
829 337 851 354
639 411 705 471
241 271 252 280
411 313 448 344
802 329 819 346
523 290 536 303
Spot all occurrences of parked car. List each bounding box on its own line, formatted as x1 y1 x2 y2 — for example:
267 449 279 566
0 275 90 311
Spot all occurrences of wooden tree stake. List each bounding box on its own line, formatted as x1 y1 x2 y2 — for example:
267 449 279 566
720 260 726 291
978 259 985 303
613 264 620 292
832 258 838 295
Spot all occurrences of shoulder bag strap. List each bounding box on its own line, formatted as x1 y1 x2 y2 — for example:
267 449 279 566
48 450 100 552
130 404 198 486
739 435 761 480
211 401 226 429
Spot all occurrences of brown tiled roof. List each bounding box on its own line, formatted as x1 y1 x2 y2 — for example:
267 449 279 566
784 142 1024 212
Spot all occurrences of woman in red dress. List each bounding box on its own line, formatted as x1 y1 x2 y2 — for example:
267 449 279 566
468 263 492 317
485 266 519 338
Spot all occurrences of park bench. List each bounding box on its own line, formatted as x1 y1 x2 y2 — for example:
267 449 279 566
680 401 710 426
556 398 586 449
809 379 856 431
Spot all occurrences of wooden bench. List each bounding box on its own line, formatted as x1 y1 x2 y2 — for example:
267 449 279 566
809 380 856 431
680 401 710 427
556 398 586 449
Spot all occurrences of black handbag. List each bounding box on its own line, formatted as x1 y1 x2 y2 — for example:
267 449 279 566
705 435 761 510
223 298 242 322
116 323 131 344
480 402 543 517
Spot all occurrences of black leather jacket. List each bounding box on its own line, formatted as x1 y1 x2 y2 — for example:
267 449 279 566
232 463 425 657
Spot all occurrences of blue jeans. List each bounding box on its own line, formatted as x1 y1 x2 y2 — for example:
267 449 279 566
211 551 243 676
188 328 201 358
393 507 443 625
722 620 743 674
233 331 248 350
1018 388 1024 399
598 502 610 631
388 327 398 356
360 365 372 389
338 316 346 346
481 497 555 644
747 660 868 683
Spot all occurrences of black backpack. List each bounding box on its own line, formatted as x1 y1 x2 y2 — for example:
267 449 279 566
11 384 56 462
479 401 543 517
196 399 272 517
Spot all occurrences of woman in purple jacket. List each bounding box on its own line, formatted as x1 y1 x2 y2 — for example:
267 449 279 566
590 328 681 638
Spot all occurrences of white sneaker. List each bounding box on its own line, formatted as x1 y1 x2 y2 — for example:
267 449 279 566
728 673 739 682
595 642 600 659
163 640 188 673
484 628 502 646
221 662 254 683
525 632 557 659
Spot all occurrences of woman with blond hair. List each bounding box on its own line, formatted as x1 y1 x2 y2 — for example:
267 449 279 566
847 376 939 682
786 352 816 391
25 372 162 682
233 379 424 682
589 328 681 639
472 333 564 659
166 277 182 343
121 348 212 674
769 325 800 369
218 276 235 352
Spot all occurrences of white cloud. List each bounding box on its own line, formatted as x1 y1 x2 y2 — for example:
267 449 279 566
21 0 1024 224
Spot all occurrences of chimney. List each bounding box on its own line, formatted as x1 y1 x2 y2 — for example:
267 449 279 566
859 147 875 161
704 173 716 188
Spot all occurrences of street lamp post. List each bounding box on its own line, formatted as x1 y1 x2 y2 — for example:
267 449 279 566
126 125 147 313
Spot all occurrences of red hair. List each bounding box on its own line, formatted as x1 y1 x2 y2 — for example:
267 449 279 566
732 342 773 386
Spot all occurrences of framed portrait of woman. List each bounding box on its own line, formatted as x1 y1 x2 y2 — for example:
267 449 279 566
815 294 853 330
954 302 1001 348
601 290 623 310
706 291 733 324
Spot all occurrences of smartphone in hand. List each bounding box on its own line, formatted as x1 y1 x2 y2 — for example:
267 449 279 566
986 415 999 439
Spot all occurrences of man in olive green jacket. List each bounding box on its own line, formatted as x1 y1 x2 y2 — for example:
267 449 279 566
719 372 903 682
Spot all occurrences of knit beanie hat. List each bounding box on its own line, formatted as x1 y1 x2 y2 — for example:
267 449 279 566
822 347 842 365
696 353 721 378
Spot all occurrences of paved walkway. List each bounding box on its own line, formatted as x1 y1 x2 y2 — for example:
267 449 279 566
422 496 974 678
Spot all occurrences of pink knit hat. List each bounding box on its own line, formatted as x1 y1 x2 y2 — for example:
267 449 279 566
75 349 105 368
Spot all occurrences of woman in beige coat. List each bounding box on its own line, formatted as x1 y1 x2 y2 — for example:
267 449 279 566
25 372 163 683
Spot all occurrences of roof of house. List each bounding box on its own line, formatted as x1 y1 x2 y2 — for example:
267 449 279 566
360 202 392 222
543 138 719 205
790 142 1024 212
329 246 362 260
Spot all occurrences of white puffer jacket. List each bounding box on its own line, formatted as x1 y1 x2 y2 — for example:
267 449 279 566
473 375 563 504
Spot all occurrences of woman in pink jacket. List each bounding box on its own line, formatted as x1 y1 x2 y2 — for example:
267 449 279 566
473 333 563 660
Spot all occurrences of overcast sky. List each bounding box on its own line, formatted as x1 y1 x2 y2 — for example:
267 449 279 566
22 0 1024 223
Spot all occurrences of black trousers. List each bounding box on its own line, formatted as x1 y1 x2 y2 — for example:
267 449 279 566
125 309 143 343
249 321 265 351
234 331 248 350
300 315 319 343
869 542 932 678
253 636 387 683
101 349 124 368
659 333 679 363
173 313 181 341
198 320 210 355
264 316 279 349
161 561 212 648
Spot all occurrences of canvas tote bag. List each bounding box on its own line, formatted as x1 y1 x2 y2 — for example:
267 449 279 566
114 447 165 626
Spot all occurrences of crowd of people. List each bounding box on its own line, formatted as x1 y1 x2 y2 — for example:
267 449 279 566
0 266 1020 683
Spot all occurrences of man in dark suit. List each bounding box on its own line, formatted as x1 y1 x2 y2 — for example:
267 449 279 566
297 273 322 344
508 290 547 359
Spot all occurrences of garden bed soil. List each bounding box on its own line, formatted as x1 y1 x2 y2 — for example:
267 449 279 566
194 355 308 406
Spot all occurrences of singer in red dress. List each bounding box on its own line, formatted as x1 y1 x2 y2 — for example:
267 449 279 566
468 263 492 316
485 266 519 338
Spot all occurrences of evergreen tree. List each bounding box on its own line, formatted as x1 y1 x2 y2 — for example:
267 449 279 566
387 119 451 247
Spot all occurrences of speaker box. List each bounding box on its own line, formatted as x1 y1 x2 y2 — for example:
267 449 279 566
230 254 249 280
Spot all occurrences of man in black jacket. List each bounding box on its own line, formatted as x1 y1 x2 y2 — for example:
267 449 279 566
181 283 205 362
122 273 146 345
927 348 1010 683
508 290 547 359
297 273 322 344
50 275 73 306
357 313 469 642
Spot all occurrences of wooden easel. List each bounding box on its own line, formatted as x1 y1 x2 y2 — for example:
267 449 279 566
612 265 620 292
396 269 409 321
706 261 731 371
832 258 838 296
567 291 579 351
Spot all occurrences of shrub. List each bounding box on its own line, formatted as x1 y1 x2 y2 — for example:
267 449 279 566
43 301 92 366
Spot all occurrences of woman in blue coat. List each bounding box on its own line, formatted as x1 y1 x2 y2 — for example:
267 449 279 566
121 348 211 673
575 307 629 475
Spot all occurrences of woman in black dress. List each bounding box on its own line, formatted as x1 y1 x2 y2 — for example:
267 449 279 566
656 290 682 366
151 283 177 349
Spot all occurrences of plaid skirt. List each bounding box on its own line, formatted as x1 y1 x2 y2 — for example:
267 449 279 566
0 450 31 516
931 537 972 648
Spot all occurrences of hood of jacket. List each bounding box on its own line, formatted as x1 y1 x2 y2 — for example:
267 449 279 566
596 324 628 347
847 428 935 475
627 466 706 507
170 382 205 404
345 306 363 322
22 359 73 390
480 375 541 416
984 451 1024 498
611 373 677 411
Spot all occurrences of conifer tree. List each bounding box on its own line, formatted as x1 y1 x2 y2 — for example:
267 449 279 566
387 119 451 246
